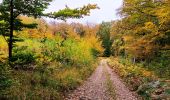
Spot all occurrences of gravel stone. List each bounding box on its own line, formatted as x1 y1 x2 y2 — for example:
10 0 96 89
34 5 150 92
65 59 139 100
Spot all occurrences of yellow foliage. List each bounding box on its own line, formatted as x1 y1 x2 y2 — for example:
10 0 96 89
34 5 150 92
84 36 104 53
123 35 133 42
18 16 38 24
108 57 156 78
0 36 8 60
142 70 153 77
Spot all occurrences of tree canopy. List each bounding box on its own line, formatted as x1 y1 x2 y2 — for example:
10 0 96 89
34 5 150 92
112 0 170 61
0 0 98 61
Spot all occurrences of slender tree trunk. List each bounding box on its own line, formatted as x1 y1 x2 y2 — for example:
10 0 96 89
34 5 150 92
9 0 14 61
133 57 136 64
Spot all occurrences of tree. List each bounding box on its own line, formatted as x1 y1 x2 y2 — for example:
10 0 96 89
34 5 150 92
97 22 113 57
111 0 170 63
0 0 98 62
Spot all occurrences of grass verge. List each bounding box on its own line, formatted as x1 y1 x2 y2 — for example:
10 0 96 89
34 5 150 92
108 57 170 100
104 67 116 100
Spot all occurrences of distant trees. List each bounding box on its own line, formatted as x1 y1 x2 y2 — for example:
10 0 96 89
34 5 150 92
0 0 98 62
97 22 113 57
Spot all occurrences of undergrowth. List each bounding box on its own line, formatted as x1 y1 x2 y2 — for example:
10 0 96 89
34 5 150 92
108 57 170 100
104 67 116 100
0 35 100 99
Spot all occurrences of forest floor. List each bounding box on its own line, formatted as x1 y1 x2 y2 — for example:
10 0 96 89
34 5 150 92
65 59 139 100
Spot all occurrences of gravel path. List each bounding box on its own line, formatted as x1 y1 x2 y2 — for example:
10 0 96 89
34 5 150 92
65 59 138 100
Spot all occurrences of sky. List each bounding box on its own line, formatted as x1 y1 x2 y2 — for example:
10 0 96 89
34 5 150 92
0 0 123 24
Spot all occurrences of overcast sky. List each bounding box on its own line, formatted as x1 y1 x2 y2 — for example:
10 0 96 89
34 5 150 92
0 0 123 24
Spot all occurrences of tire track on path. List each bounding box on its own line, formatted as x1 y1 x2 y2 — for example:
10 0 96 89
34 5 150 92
65 59 138 100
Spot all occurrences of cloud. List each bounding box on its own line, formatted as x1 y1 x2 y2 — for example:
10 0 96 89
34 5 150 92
0 0 123 23
46 0 123 23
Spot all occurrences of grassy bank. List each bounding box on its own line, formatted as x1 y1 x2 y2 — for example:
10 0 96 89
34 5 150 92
0 35 100 99
108 57 170 100
0 63 96 99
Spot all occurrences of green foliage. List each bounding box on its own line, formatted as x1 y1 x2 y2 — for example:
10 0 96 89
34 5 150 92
50 4 99 20
97 22 113 57
3 70 61 100
91 48 100 58
146 50 170 79
10 46 36 68
1 61 96 99
0 0 52 61
0 63 12 95
61 38 94 66
0 33 98 99
0 1 100 99
0 0 98 61
0 0 50 35
37 37 95 66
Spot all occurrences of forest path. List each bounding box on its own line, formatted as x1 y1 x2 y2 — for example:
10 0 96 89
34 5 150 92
65 59 138 100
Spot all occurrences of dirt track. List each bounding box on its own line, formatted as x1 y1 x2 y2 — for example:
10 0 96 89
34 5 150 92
65 59 138 100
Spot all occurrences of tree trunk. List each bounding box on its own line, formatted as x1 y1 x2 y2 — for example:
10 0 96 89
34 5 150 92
9 0 14 62
133 57 136 64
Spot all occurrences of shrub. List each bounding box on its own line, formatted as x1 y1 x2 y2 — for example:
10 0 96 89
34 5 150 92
62 38 95 66
1 35 99 99
11 46 36 69
91 48 100 58
108 57 170 99
146 50 170 79
0 63 12 98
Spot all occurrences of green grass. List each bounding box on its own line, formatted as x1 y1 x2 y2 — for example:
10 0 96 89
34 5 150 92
0 36 98 99
104 67 116 100
0 61 97 99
